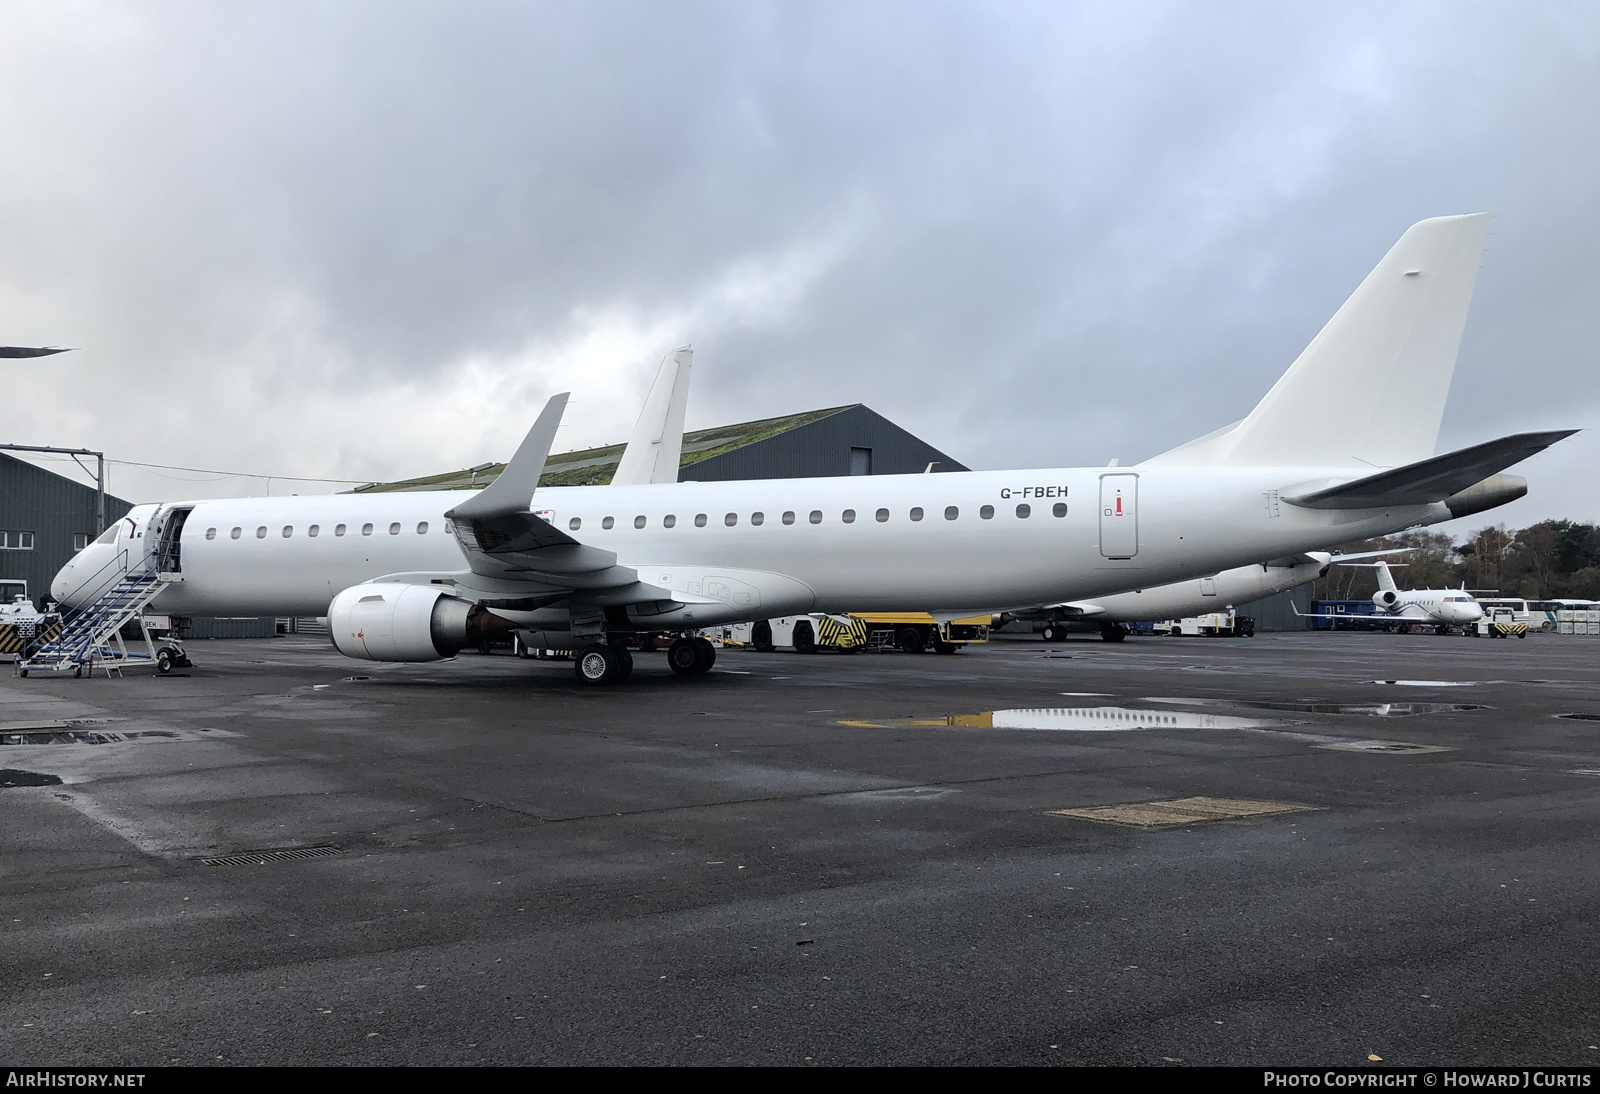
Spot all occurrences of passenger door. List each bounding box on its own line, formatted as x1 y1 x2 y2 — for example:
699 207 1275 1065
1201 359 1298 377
1099 474 1139 559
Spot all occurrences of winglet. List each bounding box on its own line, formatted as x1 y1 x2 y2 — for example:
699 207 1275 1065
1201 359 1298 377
447 393 569 521
612 346 692 486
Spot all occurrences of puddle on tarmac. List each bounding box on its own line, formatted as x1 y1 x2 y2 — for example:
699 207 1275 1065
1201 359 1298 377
841 706 1275 731
1374 680 1477 687
1146 697 1483 717
1 729 182 746
1557 713 1600 722
0 769 62 788
839 786 959 802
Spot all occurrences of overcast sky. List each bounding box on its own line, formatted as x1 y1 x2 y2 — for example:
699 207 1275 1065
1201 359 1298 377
2 1 1596 534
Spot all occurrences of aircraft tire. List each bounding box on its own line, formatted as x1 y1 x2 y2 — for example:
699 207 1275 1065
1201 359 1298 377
667 638 701 675
792 621 816 654
897 627 926 654
574 643 624 685
610 643 634 683
1099 624 1127 643
692 637 716 673
752 622 775 652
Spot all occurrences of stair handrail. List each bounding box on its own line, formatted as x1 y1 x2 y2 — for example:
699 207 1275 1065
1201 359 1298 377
23 547 155 660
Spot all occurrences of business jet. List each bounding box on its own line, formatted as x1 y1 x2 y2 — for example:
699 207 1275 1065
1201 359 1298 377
51 214 1575 685
1303 560 1484 634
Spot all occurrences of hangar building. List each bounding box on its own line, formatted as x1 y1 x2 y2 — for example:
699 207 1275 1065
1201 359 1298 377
0 452 132 609
357 404 968 493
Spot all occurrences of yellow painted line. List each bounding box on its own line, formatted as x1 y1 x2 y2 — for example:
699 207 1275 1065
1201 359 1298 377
837 720 889 728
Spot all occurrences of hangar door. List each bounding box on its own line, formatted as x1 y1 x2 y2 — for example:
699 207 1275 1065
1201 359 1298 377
1099 474 1138 559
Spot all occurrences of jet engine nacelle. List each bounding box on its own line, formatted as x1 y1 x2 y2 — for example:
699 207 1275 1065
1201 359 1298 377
328 582 475 662
1374 590 1399 609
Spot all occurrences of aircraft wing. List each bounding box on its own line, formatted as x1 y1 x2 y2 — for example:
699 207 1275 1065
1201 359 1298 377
444 395 636 589
1284 430 1578 510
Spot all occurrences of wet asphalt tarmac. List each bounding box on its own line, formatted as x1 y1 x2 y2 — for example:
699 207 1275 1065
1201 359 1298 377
1 630 1597 1066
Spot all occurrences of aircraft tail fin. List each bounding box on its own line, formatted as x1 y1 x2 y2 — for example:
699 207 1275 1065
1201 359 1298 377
1374 561 1399 594
1144 214 1492 469
612 346 692 486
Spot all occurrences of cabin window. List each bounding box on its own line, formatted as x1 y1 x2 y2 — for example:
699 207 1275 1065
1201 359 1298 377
910 507 924 522
282 526 293 538
725 513 738 527
308 525 320 537
1053 503 1068 518
389 523 401 535
635 516 647 529
841 509 856 524
751 512 764 526
809 510 823 524
1015 504 1030 518
256 526 268 539
362 523 374 536
782 511 795 525
569 517 581 531
231 527 242 540
944 506 958 521
980 505 994 520
875 508 889 522
205 528 217 541
335 524 347 537
602 516 615 530
664 514 677 528
416 522 428 535
694 514 708 527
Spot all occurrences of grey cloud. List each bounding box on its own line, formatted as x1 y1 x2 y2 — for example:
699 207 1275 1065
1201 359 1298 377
0 1 1595 529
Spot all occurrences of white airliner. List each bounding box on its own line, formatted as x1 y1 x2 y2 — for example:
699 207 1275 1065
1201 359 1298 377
52 214 1574 684
1303 560 1484 633
1027 549 1413 640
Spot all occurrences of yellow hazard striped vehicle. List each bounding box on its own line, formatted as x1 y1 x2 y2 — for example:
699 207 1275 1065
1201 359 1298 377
740 612 988 654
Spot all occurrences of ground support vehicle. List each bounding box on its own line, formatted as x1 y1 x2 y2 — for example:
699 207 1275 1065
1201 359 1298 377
1472 608 1529 638
737 613 987 654
849 612 988 654
1152 611 1255 637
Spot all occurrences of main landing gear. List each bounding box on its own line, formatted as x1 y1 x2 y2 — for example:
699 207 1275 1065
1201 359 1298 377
570 635 716 686
666 636 716 676
573 642 633 686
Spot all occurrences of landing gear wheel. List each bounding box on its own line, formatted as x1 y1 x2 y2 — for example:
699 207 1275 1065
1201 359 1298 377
667 637 715 675
574 643 627 685
1099 624 1127 643
1436 625 1452 636
752 622 775 652
157 649 174 674
692 637 716 673
1041 624 1063 642
897 627 926 654
792 620 816 654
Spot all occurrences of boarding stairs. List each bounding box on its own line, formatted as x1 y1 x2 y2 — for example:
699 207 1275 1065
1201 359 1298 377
18 505 191 678
19 573 171 676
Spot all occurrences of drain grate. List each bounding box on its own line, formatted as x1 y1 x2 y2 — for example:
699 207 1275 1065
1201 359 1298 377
202 845 342 867
1047 796 1316 829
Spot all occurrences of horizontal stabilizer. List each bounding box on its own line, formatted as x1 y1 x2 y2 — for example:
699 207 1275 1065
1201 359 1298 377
1284 430 1578 510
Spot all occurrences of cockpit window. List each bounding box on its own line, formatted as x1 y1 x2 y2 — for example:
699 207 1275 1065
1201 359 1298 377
94 525 120 546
